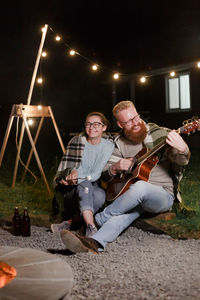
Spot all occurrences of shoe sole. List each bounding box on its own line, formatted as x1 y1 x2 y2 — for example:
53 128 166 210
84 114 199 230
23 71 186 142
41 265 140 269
60 230 98 254
51 224 55 233
51 224 59 234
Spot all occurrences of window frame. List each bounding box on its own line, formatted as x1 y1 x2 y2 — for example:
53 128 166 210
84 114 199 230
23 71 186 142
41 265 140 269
165 72 191 113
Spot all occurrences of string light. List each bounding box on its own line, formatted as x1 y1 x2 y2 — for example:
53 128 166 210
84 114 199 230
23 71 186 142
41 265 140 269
69 49 76 56
27 119 33 126
41 51 47 57
37 105 42 110
91 64 98 71
38 25 200 87
140 76 146 83
113 73 119 80
55 35 61 41
37 78 43 84
170 71 176 77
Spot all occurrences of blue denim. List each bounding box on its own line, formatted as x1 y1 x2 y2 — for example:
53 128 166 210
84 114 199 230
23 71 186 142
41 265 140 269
93 180 174 248
77 180 105 214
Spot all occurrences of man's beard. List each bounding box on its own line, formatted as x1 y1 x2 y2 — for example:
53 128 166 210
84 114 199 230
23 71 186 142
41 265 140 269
124 121 147 144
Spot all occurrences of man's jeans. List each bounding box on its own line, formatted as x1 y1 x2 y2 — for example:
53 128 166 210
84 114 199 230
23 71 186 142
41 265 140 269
93 180 174 248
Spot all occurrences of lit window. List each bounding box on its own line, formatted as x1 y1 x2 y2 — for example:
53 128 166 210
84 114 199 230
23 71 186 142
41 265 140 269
165 73 191 112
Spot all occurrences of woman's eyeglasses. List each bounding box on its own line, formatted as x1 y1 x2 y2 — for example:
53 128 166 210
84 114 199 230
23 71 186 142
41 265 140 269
85 122 104 128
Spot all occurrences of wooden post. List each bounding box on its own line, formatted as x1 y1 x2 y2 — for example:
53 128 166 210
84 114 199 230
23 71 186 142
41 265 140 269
12 25 48 187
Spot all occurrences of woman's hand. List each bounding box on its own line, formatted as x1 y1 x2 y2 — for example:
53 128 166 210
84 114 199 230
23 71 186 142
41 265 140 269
60 169 78 185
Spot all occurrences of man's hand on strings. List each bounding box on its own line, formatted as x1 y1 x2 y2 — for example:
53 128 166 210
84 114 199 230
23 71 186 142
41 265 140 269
110 158 133 175
166 130 189 154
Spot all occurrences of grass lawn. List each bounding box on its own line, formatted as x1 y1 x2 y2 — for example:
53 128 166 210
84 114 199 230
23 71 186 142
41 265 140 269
0 143 59 226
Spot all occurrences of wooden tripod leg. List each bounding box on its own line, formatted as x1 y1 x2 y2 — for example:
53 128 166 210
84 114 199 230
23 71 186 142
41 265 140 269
48 106 65 154
21 117 44 183
12 121 25 188
0 105 15 167
22 113 52 197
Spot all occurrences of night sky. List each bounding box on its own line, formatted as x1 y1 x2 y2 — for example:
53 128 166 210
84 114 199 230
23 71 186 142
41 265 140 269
1 1 200 139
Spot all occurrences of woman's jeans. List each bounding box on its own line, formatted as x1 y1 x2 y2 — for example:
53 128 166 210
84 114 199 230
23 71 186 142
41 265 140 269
52 180 105 221
93 180 174 248
77 180 106 214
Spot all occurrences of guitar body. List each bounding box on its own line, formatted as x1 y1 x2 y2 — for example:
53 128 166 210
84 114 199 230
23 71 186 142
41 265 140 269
106 148 159 202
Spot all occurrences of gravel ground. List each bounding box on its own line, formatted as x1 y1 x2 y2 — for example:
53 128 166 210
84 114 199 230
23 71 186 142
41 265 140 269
1 224 200 300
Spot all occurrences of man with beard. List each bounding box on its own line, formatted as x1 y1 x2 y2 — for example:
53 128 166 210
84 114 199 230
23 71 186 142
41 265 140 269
60 100 190 254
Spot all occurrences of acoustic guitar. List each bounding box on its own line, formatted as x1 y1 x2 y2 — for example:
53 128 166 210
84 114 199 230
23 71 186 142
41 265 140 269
106 117 200 202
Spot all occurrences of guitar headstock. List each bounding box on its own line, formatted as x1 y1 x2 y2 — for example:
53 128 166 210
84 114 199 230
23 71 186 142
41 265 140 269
181 116 200 135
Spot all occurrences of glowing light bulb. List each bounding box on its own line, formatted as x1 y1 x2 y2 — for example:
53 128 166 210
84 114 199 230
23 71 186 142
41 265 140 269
197 62 200 68
55 35 61 41
69 49 76 56
41 27 46 32
92 64 98 71
113 73 119 80
37 78 43 84
28 119 33 126
170 71 176 77
140 76 146 83
42 51 47 57
37 105 42 110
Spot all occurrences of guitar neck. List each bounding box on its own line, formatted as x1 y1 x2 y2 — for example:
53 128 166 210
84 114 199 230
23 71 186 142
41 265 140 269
133 117 199 166
136 124 187 165
137 139 166 165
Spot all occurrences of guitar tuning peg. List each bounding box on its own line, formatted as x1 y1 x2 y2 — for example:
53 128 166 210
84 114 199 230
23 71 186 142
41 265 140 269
183 120 188 125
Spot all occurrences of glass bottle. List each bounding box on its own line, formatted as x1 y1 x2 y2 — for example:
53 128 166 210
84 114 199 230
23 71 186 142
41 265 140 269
12 207 21 236
21 207 31 237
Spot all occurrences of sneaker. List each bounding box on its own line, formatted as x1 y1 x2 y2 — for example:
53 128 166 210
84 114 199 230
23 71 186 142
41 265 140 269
51 221 71 233
85 224 98 237
60 229 99 254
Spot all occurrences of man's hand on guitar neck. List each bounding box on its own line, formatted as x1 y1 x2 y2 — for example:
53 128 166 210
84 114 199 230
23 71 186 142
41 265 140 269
110 158 134 176
166 130 189 155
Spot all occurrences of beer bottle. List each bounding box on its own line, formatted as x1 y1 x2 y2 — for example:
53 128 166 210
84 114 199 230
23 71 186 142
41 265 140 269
21 207 31 237
12 207 21 236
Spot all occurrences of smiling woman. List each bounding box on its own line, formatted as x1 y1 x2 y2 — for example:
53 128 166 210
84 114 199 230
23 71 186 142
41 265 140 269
51 111 114 238
85 112 109 144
